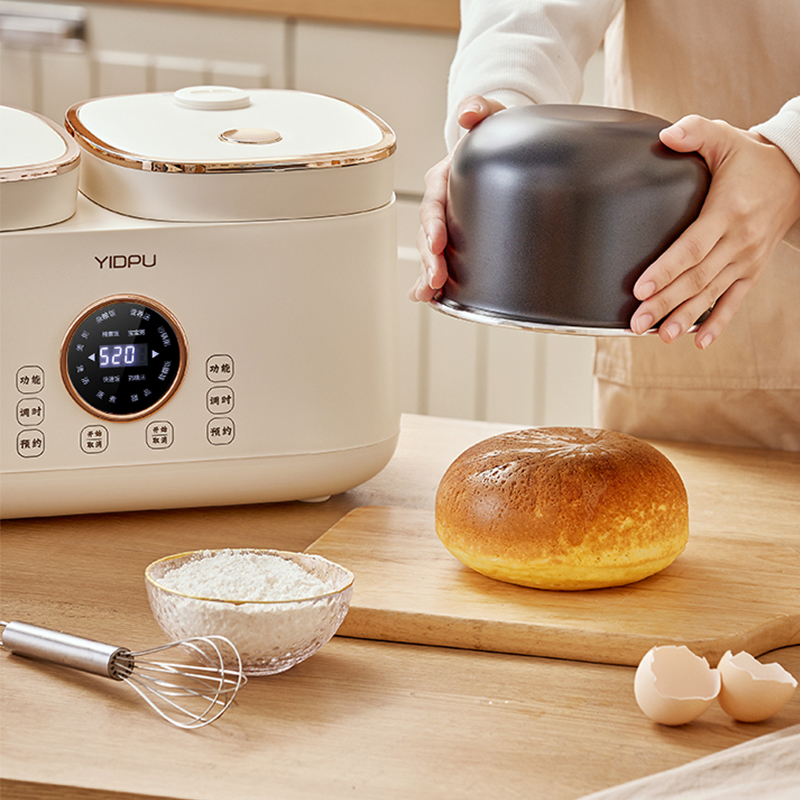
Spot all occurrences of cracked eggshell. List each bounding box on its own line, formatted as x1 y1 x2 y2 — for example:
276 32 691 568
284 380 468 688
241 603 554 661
717 651 797 723
634 645 721 726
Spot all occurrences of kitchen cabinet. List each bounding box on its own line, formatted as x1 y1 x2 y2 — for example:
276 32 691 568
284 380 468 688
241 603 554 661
1 0 601 427
0 2 286 117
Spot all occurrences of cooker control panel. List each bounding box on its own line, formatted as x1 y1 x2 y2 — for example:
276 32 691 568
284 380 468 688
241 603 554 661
60 295 187 421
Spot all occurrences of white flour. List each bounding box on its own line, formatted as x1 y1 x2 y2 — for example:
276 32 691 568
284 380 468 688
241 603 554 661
148 549 353 675
156 549 336 601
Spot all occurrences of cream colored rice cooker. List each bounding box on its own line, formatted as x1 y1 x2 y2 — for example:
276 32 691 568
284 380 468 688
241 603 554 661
0 88 399 518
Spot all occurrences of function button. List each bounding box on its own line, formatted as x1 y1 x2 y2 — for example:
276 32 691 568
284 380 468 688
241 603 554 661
17 365 45 394
206 354 234 382
207 386 235 414
207 417 235 445
16 398 45 426
146 420 174 449
81 425 109 454
16 429 45 458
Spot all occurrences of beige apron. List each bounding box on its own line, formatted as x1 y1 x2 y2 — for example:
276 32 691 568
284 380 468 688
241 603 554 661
594 0 800 450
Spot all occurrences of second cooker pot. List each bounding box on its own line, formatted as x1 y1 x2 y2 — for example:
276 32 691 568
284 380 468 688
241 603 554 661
434 104 711 334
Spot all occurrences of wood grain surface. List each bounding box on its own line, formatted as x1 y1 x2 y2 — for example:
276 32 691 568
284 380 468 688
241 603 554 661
308 506 800 666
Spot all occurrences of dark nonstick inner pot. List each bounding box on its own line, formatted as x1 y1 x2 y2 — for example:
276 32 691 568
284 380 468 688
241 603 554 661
438 105 711 332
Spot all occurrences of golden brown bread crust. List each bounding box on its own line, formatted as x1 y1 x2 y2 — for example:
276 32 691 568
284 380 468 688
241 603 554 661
435 427 689 590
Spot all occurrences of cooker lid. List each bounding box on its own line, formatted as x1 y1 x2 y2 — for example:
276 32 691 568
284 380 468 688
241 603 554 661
0 106 80 231
0 105 80 183
65 87 395 174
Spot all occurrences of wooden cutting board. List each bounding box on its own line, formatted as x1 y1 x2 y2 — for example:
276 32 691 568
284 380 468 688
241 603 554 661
307 506 800 667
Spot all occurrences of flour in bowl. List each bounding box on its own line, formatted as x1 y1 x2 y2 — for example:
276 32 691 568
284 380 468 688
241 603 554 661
146 549 354 675
156 549 337 601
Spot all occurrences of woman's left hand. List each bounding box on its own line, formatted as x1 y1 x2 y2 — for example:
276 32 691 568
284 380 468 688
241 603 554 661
630 115 800 349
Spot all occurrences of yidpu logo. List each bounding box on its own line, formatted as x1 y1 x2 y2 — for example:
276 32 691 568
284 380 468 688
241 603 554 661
95 254 156 269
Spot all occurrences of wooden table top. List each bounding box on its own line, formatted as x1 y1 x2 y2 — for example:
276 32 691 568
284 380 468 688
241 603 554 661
1 414 798 800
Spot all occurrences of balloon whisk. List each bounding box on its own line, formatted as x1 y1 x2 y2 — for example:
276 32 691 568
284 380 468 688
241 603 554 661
0 620 245 729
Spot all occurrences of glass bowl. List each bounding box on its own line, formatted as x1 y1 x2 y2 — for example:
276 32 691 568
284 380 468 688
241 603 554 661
145 548 354 676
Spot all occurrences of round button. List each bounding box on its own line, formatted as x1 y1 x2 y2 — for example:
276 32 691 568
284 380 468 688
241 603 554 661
60 295 187 421
219 127 282 145
173 86 250 110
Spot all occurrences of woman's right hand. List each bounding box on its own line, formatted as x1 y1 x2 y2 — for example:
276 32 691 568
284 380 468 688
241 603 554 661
409 95 507 301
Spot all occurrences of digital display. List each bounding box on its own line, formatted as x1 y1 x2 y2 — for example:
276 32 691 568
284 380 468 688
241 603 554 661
99 343 149 368
61 296 186 420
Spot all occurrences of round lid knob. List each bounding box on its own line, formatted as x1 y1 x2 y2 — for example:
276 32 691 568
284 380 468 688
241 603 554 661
173 86 251 110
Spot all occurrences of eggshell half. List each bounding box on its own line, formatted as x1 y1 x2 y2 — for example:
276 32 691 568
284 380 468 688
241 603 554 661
717 651 797 722
634 645 721 726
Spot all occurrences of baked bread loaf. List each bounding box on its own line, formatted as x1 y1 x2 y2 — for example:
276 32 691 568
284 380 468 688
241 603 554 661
435 427 689 590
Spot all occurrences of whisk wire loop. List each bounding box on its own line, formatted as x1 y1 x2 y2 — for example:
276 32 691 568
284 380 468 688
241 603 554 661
124 636 246 729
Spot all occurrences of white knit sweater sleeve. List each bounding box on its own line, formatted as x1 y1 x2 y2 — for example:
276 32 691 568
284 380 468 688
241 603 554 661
751 96 800 251
445 0 623 148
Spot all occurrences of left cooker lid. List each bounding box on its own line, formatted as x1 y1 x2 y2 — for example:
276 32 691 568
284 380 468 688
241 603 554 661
0 106 81 231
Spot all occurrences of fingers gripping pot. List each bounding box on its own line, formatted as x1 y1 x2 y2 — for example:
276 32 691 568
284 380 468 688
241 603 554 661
435 105 711 333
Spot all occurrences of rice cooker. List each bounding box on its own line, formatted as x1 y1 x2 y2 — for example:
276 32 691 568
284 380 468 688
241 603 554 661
0 88 399 518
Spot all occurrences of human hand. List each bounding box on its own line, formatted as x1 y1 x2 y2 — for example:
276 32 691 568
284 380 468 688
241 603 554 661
410 95 507 302
630 115 800 349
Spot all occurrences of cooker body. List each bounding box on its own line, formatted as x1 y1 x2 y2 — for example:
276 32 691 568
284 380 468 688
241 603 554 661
0 196 399 518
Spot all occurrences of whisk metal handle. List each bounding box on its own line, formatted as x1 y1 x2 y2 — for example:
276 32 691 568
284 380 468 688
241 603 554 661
0 620 133 680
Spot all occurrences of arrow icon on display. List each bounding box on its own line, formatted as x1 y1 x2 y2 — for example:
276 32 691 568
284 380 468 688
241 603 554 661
88 353 96 362
152 350 159 359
